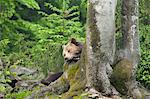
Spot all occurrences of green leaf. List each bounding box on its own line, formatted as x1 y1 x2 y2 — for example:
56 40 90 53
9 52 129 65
16 0 40 10
5 71 10 75
0 86 6 92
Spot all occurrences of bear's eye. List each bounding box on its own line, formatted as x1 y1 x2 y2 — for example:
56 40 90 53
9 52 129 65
64 54 66 56
68 50 70 53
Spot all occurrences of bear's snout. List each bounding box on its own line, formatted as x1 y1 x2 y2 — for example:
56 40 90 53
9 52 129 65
64 58 68 60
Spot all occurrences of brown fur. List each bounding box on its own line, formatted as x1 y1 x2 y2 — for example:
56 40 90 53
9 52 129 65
63 38 83 64
41 72 63 86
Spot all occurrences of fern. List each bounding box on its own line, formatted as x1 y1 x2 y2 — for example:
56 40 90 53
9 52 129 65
16 0 40 10
45 2 79 20
0 39 10 51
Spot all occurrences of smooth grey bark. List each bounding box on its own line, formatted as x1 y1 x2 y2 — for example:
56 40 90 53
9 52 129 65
121 0 140 71
120 0 142 98
86 0 117 95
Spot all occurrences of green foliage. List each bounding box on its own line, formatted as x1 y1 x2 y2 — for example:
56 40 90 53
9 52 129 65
16 0 40 10
136 0 150 89
0 0 15 22
0 39 10 52
37 13 84 41
136 24 150 89
115 0 122 49
5 90 32 99
0 59 20 94
0 0 85 77
139 0 150 25
30 43 64 76
78 0 87 23
44 1 80 21
44 0 87 23
0 0 86 97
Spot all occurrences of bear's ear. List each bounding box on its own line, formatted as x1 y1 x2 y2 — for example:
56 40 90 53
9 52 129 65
62 45 66 49
70 38 78 46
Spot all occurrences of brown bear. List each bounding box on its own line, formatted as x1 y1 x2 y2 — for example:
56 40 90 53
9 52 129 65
41 38 83 85
62 38 83 64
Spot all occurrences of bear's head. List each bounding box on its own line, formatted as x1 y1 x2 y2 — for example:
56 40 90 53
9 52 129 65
62 38 83 64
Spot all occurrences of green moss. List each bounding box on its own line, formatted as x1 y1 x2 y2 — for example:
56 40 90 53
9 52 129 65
5 90 32 99
113 59 132 80
53 46 87 98
67 64 79 81
111 58 133 95
60 50 86 98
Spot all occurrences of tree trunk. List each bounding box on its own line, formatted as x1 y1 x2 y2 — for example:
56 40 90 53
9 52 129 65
121 0 142 98
121 0 140 72
86 0 117 95
112 0 142 98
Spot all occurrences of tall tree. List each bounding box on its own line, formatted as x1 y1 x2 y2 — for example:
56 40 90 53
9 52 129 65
121 0 140 71
86 0 117 95
119 0 142 98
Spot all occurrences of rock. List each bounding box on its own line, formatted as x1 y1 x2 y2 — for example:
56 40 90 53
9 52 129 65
111 58 133 95
10 66 37 76
87 88 115 99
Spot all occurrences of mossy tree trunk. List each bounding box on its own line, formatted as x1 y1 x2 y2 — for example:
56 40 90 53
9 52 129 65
86 0 143 98
117 0 141 98
121 0 140 72
86 0 117 96
112 0 143 98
